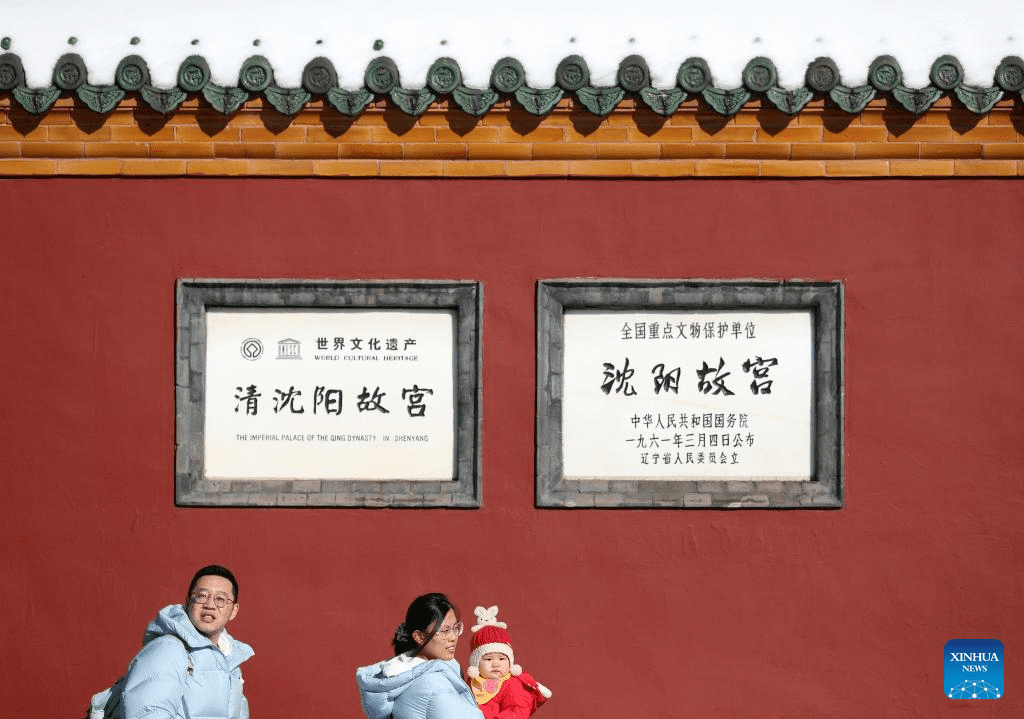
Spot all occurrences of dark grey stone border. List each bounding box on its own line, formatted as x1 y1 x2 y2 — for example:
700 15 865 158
176 279 482 508
536 279 843 509
1 51 1020 118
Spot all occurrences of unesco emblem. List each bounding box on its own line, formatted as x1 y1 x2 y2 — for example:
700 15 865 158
240 338 264 361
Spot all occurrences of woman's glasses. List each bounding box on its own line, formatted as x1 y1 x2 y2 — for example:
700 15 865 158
434 621 464 638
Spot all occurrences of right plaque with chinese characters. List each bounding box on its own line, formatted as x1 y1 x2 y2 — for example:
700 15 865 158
536 280 843 508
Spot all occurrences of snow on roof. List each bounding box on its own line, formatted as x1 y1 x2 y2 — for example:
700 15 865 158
2 1 1022 116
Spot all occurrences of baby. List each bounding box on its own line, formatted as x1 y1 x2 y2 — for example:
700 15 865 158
466 606 551 719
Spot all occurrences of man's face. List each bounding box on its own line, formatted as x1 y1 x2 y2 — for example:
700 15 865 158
186 575 238 643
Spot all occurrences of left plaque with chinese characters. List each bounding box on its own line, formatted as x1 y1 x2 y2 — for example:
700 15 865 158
176 280 482 507
207 309 455 481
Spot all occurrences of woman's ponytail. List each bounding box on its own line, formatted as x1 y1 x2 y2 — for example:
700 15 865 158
392 621 416 654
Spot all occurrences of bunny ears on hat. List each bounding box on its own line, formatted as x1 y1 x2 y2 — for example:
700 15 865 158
467 605 521 678
471 605 506 631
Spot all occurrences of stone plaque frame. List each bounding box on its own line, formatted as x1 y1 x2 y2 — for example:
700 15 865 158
176 279 482 507
536 279 843 508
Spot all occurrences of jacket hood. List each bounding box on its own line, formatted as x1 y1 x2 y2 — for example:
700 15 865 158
356 656 467 719
143 604 254 666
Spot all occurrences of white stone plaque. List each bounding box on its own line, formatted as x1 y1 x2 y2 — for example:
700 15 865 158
535 280 842 508
204 308 456 481
562 310 812 480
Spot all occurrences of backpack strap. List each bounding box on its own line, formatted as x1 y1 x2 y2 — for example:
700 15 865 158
152 634 194 675
179 637 194 676
173 635 194 719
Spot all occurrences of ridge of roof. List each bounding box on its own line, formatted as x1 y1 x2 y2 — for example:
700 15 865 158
1 51 1021 118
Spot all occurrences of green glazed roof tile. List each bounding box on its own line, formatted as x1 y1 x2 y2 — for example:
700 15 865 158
1 52 1021 118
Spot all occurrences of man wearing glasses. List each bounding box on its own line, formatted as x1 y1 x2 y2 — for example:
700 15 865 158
121 565 254 719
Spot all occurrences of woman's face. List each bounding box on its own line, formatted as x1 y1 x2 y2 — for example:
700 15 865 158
414 609 460 661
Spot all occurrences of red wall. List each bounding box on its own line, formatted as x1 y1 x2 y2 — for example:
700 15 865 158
1 179 1020 718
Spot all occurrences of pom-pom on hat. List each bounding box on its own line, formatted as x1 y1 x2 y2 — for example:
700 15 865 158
467 605 521 678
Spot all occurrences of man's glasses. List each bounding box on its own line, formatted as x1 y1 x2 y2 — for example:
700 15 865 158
189 590 235 609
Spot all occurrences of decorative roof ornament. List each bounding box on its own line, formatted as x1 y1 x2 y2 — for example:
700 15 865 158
0 52 1021 118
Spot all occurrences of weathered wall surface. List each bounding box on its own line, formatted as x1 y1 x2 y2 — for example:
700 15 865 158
0 178 1020 718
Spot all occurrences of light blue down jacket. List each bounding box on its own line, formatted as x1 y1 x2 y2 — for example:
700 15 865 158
356 654 484 719
121 604 254 719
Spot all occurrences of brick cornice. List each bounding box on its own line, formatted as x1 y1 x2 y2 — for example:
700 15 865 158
1 95 1022 177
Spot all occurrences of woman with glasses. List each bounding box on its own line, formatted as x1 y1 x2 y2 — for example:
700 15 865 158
357 592 483 719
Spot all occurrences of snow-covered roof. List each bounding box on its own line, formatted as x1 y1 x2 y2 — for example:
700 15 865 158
2 1 1023 118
